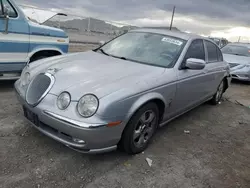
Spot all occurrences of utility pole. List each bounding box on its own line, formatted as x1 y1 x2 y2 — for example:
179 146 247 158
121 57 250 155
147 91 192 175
238 36 241 42
87 17 90 35
170 6 176 30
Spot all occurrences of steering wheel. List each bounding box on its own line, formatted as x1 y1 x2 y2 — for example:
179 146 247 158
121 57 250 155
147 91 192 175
160 52 174 61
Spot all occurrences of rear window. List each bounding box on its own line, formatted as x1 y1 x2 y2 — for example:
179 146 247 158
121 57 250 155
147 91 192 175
221 45 250 57
217 47 223 61
205 40 219 62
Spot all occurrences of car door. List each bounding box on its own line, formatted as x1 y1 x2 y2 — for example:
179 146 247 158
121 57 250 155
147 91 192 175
165 39 209 119
203 40 225 97
0 0 29 72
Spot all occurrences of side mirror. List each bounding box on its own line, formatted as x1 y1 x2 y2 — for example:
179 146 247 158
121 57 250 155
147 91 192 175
185 58 206 70
99 41 106 46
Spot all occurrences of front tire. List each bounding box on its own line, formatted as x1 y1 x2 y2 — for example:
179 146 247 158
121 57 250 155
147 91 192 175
120 103 159 154
211 80 225 105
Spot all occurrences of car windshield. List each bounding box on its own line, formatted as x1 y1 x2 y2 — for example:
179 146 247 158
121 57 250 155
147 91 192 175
98 32 186 68
221 45 250 57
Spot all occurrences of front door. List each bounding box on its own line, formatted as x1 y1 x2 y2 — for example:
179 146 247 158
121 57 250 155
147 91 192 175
166 39 210 119
0 0 29 73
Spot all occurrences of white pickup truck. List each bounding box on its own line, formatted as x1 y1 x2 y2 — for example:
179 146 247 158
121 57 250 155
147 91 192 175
0 0 69 79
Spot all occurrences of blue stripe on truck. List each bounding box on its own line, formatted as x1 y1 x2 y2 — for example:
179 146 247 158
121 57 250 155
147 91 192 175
0 41 69 53
0 62 26 72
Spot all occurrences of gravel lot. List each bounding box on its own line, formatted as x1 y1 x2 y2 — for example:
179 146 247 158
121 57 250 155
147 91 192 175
0 45 250 188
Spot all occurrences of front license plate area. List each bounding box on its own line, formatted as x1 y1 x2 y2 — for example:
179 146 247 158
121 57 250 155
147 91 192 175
23 106 39 126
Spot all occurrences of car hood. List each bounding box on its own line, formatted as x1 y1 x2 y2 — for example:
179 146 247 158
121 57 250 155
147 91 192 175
223 54 250 73
28 51 165 100
28 22 68 38
223 54 250 65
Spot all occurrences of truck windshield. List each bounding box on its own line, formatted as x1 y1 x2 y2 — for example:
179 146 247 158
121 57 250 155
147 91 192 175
98 32 186 68
21 7 64 24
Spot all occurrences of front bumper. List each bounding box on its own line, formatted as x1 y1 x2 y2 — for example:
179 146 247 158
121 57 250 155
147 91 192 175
230 65 250 82
15 85 124 154
231 74 250 81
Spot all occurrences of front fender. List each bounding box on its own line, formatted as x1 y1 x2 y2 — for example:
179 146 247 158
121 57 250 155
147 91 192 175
126 92 167 119
97 91 168 122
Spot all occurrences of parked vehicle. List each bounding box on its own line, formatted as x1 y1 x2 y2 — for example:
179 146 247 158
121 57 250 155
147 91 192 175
0 0 69 80
222 43 250 82
15 29 231 154
209 37 228 48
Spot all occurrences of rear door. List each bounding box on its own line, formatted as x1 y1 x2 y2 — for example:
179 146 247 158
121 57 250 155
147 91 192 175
0 0 29 73
166 39 209 119
203 40 225 97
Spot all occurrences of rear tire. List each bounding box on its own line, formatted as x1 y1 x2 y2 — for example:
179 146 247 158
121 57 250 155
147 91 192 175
211 80 225 105
120 103 159 154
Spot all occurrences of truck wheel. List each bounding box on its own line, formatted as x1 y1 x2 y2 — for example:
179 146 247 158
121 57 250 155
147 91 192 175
120 103 159 154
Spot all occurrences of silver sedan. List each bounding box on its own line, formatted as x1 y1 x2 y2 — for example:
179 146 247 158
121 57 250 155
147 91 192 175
222 43 250 82
15 29 231 154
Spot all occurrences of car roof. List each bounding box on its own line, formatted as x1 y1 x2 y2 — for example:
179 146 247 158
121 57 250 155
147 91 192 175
228 42 250 48
129 28 203 41
209 37 227 40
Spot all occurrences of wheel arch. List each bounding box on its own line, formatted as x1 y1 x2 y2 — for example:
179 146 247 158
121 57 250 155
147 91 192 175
118 93 167 151
28 48 64 62
125 92 167 126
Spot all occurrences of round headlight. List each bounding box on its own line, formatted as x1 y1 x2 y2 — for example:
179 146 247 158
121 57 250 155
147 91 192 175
57 92 71 110
21 72 30 86
77 94 99 117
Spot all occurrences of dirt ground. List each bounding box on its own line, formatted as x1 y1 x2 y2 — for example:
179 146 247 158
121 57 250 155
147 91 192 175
0 45 250 188
69 44 98 53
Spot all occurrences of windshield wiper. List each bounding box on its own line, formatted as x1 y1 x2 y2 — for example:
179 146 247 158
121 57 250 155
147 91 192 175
111 55 127 60
117 56 127 60
96 48 110 56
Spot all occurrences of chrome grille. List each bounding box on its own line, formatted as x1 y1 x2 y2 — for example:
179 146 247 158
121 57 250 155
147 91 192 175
229 63 239 68
26 73 55 106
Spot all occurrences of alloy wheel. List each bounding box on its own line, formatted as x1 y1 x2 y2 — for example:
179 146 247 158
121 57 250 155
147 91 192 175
133 110 156 148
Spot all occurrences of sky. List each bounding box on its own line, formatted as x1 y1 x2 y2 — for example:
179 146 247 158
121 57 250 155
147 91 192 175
16 0 250 42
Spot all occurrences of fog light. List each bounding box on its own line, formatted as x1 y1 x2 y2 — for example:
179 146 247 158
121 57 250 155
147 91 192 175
73 138 85 144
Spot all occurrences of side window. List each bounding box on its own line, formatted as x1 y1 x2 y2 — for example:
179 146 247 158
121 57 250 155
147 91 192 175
205 40 219 63
184 39 205 63
0 1 3 15
2 0 17 18
217 47 223 61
